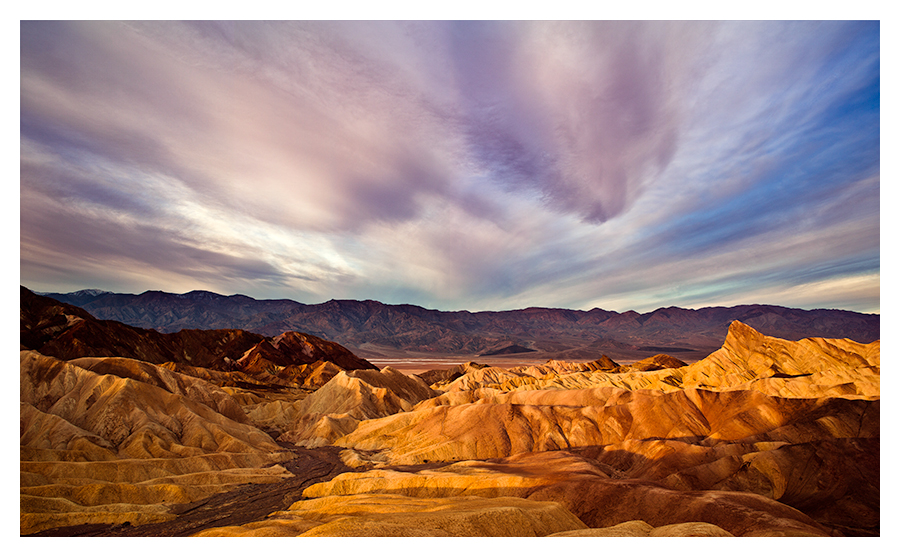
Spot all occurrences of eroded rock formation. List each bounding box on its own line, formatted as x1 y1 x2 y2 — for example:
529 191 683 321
20 351 294 534
20 294 880 536
277 368 437 447
294 321 879 536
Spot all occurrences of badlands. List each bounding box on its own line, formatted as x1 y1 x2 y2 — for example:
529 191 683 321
20 288 879 536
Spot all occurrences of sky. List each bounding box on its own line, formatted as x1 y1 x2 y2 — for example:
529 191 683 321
18 19 881 314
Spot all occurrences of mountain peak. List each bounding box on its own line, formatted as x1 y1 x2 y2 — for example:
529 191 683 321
723 319 766 351
68 289 114 297
176 290 225 300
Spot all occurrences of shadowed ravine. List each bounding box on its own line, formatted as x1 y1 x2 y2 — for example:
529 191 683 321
26 445 353 537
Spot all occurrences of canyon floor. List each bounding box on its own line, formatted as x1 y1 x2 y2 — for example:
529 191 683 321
20 290 879 537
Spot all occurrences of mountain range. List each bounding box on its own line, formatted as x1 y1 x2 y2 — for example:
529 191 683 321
40 288 880 361
20 287 375 381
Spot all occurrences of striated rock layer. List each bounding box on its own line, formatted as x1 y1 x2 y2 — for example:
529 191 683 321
407 321 879 398
335 388 876 464
195 494 588 537
301 451 831 536
20 351 294 534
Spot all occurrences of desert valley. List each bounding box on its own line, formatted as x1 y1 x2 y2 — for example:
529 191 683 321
20 286 880 537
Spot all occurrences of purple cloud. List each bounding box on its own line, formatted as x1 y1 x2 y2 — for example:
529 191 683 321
19 21 880 314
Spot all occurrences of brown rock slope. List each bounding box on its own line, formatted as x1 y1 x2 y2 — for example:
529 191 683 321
415 362 488 387
630 353 687 371
337 387 876 463
20 351 294 535
67 357 252 425
235 331 373 375
413 323 877 398
547 520 732 537
21 285 264 370
416 357 624 393
194 493 734 537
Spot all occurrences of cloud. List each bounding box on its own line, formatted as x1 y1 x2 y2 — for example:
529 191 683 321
19 21 880 314
438 21 707 223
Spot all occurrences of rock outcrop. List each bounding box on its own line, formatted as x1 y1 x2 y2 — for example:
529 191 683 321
333 388 876 463
234 331 375 375
629 353 687 371
673 320 880 398
547 520 732 537
415 362 488 386
68 356 251 424
278 367 437 447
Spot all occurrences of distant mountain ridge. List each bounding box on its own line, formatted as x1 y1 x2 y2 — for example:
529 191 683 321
20 287 376 374
39 287 880 361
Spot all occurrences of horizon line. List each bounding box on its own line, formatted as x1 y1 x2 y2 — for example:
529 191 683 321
24 284 882 317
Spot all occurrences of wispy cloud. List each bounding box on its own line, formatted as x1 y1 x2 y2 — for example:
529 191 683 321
19 20 880 313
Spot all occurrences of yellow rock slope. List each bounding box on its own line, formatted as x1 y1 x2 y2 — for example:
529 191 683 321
20 351 293 535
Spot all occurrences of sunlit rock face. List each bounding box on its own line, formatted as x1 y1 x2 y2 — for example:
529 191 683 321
299 451 831 537
194 494 589 537
277 367 438 448
334 388 876 463
20 351 293 535
327 319 878 468
676 320 880 398
67 356 252 425
193 496 737 537
306 321 878 536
